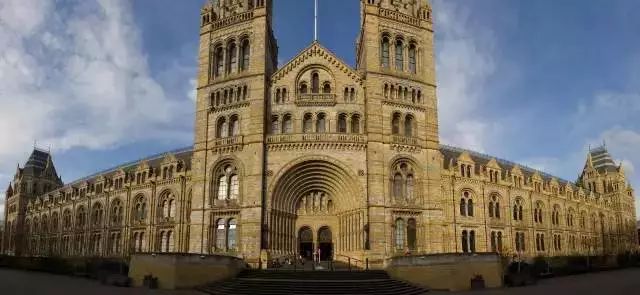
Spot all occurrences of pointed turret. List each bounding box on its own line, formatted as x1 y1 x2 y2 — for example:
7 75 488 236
5 182 13 198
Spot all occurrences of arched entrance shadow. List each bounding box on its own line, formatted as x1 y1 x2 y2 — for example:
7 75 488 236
318 226 333 261
298 226 313 259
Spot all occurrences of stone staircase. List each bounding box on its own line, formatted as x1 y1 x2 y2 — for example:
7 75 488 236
197 270 428 295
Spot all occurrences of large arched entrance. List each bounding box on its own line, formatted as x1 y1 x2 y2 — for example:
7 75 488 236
267 158 365 259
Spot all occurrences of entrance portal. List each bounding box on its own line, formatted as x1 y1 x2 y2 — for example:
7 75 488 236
298 227 313 259
318 226 333 261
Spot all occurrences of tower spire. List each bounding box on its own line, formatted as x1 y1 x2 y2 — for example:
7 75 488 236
314 0 318 41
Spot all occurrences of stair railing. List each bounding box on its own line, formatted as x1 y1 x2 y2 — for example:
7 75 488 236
334 254 365 271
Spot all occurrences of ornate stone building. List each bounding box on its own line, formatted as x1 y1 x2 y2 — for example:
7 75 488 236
2 0 637 267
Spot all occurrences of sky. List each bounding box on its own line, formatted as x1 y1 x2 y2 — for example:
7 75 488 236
1 0 639 220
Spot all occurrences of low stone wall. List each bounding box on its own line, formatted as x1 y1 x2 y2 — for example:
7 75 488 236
385 253 504 291
129 253 246 290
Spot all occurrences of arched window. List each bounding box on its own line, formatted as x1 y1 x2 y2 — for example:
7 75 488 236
51 212 59 232
110 199 123 226
395 218 405 250
489 195 500 219
229 115 240 136
283 114 293 133
316 113 326 133
214 46 224 77
216 117 228 138
300 82 308 94
240 39 250 71
469 230 476 252
490 231 496 252
384 84 389 98
460 191 473 217
407 218 417 250
63 210 72 230
391 162 416 201
513 198 524 221
408 43 417 74
226 41 237 74
271 115 280 134
227 219 237 250
311 72 320 93
351 114 361 133
337 114 347 133
395 39 404 71
381 37 390 68
215 164 240 201
159 193 176 220
133 196 147 223
303 113 313 133
497 232 503 252
392 113 401 135
92 203 104 228
76 206 87 228
322 82 331 94
344 87 349 101
534 202 544 224
404 115 414 137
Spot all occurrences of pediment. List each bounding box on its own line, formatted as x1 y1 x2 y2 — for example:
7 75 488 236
457 152 474 164
272 42 362 86
486 158 501 170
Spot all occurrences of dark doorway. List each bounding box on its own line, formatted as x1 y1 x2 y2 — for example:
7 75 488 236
318 226 333 261
299 227 314 259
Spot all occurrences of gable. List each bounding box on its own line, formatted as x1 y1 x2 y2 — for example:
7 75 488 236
271 42 362 86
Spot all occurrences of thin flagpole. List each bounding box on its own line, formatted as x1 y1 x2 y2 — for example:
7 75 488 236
314 0 318 41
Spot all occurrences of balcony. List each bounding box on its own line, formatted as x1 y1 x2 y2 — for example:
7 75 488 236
392 135 419 146
211 136 243 147
295 93 337 106
267 133 366 144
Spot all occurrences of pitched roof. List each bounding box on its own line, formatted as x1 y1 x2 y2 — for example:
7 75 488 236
22 149 55 176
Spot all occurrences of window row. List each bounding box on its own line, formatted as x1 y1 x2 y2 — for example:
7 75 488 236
381 36 418 74
212 39 250 78
274 87 289 104
391 112 415 137
535 233 546 252
391 162 416 201
343 87 357 102
490 231 503 253
383 83 422 104
461 230 476 253
215 218 238 252
210 85 249 107
299 72 332 94
271 112 363 134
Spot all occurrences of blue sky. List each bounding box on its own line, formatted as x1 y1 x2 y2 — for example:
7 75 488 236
1 0 639 218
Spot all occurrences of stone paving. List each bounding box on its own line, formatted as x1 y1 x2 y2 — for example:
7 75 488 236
0 268 204 295
1 267 639 294
431 268 640 295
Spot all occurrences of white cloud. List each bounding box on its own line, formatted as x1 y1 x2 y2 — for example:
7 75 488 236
188 79 198 102
0 193 4 222
0 0 193 181
432 0 499 153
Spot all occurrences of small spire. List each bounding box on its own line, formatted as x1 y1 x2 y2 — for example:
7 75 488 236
314 0 318 42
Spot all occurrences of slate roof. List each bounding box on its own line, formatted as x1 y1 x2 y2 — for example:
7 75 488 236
440 145 575 186
22 149 53 176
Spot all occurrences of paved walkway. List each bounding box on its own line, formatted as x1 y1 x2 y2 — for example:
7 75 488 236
431 268 640 295
0 268 204 295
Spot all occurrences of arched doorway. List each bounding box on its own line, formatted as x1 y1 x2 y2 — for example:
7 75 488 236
318 226 333 261
298 226 313 259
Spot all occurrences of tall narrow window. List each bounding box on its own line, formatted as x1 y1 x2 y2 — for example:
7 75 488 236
491 231 497 252
240 39 250 71
230 175 239 200
338 114 347 133
311 72 320 93
469 230 476 252
316 113 326 133
462 230 469 253
404 115 413 137
393 174 403 198
381 37 390 68
227 42 237 74
395 39 404 71
303 113 313 133
227 219 237 250
460 198 467 216
216 117 228 138
392 113 401 135
408 44 417 74
217 176 228 200
351 115 361 133
468 199 474 216
323 83 331 94
395 218 405 250
407 218 417 250
216 219 226 250
271 115 280 134
300 82 308 94
229 115 239 136
214 47 224 77
406 175 414 200
283 114 293 133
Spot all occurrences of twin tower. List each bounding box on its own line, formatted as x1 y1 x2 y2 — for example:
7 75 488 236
193 0 439 264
